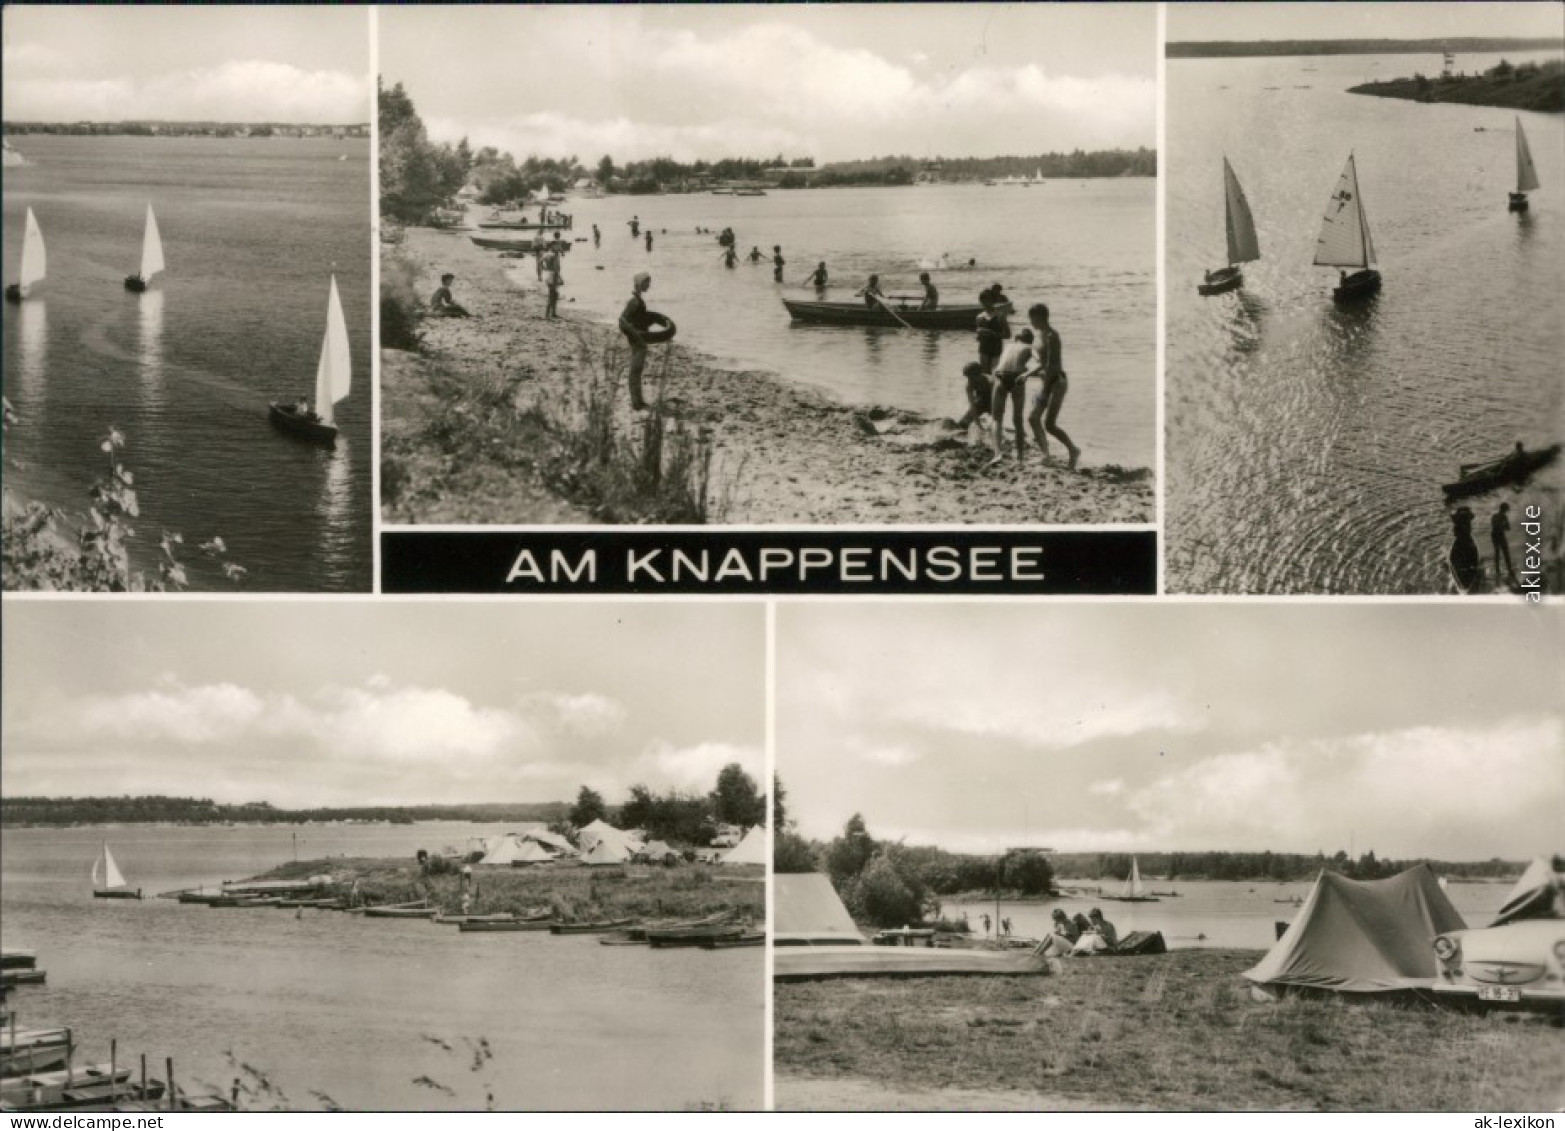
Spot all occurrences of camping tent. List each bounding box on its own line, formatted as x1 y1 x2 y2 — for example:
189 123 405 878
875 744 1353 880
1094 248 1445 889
578 819 643 856
774 874 866 946
1491 857 1565 926
580 839 632 866
479 835 555 866
1244 865 1467 993
638 840 681 862
720 827 766 866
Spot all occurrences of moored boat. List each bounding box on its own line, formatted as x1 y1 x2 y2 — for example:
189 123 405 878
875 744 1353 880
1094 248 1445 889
1 1028 73 1078
124 203 165 293
549 918 636 935
1314 153 1380 302
362 901 435 919
1101 857 1160 903
1 970 47 988
269 275 351 446
91 844 142 901
1442 443 1560 499
0 950 37 970
646 924 747 948
782 299 982 331
457 919 555 932
1198 157 1259 296
1510 117 1540 212
704 931 765 949
470 234 540 252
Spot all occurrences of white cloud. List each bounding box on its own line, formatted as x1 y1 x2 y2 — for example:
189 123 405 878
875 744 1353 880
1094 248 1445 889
635 740 763 793
79 682 264 743
1088 779 1125 797
518 690 626 737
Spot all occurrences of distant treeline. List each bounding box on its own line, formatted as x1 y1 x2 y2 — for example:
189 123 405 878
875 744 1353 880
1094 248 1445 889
3 121 369 138
1168 38 1564 59
1018 851 1525 884
1350 57 1564 113
832 149 1157 180
0 795 568 828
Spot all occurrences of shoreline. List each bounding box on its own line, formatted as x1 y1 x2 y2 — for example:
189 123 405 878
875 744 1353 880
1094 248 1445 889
381 226 1153 525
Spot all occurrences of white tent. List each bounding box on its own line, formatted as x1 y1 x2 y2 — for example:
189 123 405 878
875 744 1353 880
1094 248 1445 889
639 840 681 861
720 827 767 865
522 830 577 856
581 840 631 866
578 819 642 857
479 834 555 866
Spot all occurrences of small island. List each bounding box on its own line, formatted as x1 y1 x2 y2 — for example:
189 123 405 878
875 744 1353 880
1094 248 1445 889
1349 57 1564 112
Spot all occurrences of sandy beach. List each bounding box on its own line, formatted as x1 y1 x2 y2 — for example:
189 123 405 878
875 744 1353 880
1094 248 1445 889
381 226 1154 525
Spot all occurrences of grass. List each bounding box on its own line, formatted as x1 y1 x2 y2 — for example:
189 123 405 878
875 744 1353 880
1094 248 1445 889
775 948 1565 1110
257 856 763 924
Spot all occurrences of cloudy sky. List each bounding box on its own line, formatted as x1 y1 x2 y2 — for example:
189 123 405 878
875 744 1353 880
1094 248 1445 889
380 4 1156 165
778 604 1562 861
1170 2 1564 43
2 602 763 809
1 6 370 123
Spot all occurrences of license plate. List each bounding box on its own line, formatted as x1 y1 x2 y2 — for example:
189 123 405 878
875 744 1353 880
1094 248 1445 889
1479 986 1521 1002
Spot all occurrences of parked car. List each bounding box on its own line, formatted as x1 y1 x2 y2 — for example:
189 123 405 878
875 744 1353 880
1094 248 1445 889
1430 919 1565 1009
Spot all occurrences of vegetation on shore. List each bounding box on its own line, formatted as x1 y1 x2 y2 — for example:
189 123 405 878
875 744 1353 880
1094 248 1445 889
776 948 1565 1111
0 795 567 828
1168 38 1563 59
1350 58 1564 113
257 856 764 924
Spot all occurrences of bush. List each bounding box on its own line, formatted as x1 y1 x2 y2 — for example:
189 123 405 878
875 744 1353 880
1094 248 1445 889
848 854 923 929
380 253 427 352
774 833 819 874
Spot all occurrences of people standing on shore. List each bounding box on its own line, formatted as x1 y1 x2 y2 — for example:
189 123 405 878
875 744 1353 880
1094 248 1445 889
429 273 470 317
806 262 829 290
989 327 1038 466
975 287 1011 375
543 245 563 320
772 245 785 282
857 274 884 310
618 271 655 412
1025 303 1080 470
918 271 939 310
1491 502 1516 582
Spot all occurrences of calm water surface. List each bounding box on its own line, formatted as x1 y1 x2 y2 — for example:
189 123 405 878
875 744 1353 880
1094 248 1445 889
946 876 1513 951
0 824 762 1111
2 137 372 592
1166 53 1565 593
483 181 1155 470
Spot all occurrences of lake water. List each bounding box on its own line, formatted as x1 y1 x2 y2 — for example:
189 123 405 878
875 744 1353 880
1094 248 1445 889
2 136 373 592
1164 52 1565 593
489 181 1156 471
945 876 1514 952
0 823 763 1111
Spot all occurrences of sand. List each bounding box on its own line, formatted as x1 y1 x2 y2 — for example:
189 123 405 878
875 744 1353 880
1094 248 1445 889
381 225 1154 525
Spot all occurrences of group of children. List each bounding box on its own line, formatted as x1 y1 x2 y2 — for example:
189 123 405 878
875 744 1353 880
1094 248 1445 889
956 286 1081 471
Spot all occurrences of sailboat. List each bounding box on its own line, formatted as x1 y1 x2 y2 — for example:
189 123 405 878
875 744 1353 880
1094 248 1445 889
124 203 166 292
92 843 143 900
1509 117 1540 213
1103 857 1160 903
268 275 351 445
4 207 46 304
1199 157 1260 296
1314 152 1380 301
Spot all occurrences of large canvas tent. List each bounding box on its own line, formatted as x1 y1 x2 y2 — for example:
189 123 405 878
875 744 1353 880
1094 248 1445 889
478 834 555 866
580 840 632 866
774 874 866 946
577 819 643 857
720 827 766 865
1491 857 1564 926
1244 865 1467 993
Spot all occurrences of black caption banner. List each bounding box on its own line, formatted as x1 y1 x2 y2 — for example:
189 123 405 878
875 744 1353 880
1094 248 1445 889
381 531 1156 595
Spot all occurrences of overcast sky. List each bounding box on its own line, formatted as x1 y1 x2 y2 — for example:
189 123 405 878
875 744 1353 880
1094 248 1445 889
2 602 763 809
1169 2 1564 44
1 6 370 123
380 4 1156 165
778 604 1561 861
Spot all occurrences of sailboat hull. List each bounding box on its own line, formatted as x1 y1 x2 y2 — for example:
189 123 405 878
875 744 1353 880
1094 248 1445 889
268 403 338 446
1332 269 1381 302
3 285 22 304
1508 193 1529 213
1198 266 1243 296
123 275 149 293
92 889 143 900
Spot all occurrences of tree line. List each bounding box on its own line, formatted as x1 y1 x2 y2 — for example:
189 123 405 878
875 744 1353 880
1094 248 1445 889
0 796 568 828
559 762 766 846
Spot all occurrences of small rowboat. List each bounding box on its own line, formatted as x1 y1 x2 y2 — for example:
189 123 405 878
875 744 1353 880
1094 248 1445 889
458 919 555 932
549 918 636 935
1443 444 1559 499
704 931 765 949
470 234 539 252
782 299 982 331
363 901 436 919
646 925 747 948
1 970 46 987
1 1027 73 1077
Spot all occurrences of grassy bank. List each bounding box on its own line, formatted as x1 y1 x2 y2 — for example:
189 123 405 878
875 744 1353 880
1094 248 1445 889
775 948 1565 1111
257 856 763 924
1350 60 1564 113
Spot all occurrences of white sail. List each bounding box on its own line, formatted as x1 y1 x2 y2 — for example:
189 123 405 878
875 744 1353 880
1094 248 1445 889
1122 858 1144 899
19 206 46 291
140 203 165 281
1313 153 1373 270
1516 118 1540 194
312 276 351 425
1222 157 1261 265
95 843 128 891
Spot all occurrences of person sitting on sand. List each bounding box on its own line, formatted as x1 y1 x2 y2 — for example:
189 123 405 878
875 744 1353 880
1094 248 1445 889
1025 303 1081 470
857 274 885 310
618 271 655 412
954 361 992 434
1070 908 1118 955
918 271 939 310
989 327 1039 466
806 262 829 290
772 245 785 283
429 273 469 317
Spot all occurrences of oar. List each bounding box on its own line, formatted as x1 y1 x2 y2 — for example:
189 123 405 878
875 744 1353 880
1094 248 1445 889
867 292 915 331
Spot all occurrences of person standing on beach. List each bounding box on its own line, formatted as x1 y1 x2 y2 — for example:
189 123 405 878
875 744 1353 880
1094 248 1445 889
772 245 785 283
645 229 654 252
629 215 640 237
618 272 654 412
533 240 545 281
1491 502 1516 581
975 288 1010 375
592 223 601 248
989 327 1038 466
806 262 829 291
918 271 939 310
1025 303 1081 470
543 246 563 320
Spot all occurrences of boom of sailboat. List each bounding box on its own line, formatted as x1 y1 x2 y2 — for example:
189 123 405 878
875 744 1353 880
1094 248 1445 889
4 206 47 304
124 203 166 293
268 275 352 446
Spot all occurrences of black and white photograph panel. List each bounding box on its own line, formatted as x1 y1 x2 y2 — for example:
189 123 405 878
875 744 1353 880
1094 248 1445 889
771 602 1563 1112
1164 2 1565 595
2 6 373 593
0 602 766 1112
378 3 1156 526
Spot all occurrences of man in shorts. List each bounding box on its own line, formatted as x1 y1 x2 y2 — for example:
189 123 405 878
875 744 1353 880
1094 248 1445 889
989 327 1038 465
1025 302 1081 470
617 272 654 412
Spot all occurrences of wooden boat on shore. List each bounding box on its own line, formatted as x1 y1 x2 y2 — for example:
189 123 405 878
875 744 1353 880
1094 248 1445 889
1315 153 1381 302
363 901 435 919
647 925 748 948
774 945 1050 981
204 896 272 907
269 275 350 447
782 299 982 330
470 234 539 252
124 203 165 293
1101 858 1160 903
550 919 636 935
0 1063 159 1110
1199 158 1260 296
458 919 555 932
1443 444 1560 499
91 844 141 901
1510 117 1540 212
0 970 46 988
1 1028 73 1078
704 931 765 949
0 950 36 970
4 207 45 304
